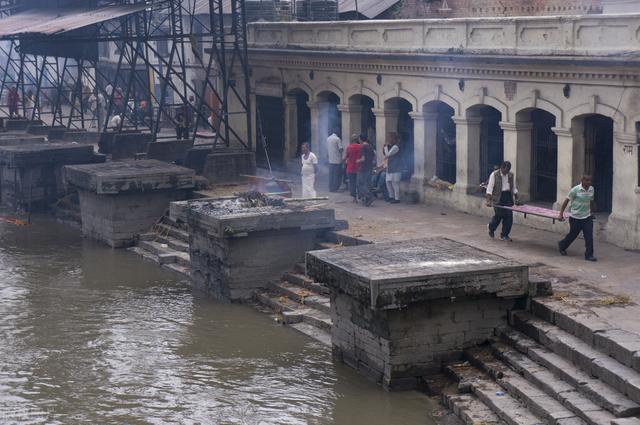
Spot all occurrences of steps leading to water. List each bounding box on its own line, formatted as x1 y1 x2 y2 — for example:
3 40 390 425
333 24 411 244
436 294 640 425
128 214 191 278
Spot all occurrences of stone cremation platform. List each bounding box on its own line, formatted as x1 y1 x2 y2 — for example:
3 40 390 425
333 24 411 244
306 238 529 390
188 194 335 302
64 159 195 248
0 143 100 211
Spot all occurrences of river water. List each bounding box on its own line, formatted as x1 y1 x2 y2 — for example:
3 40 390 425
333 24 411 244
0 216 437 425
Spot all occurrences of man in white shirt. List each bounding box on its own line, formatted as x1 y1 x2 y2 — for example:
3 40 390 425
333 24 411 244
485 161 518 241
327 127 343 192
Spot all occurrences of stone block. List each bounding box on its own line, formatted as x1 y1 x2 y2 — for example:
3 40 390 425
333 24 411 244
98 130 141 154
64 160 195 195
146 139 194 163
0 143 99 211
202 149 256 183
187 197 335 302
112 132 153 160
64 160 195 247
309 239 529 390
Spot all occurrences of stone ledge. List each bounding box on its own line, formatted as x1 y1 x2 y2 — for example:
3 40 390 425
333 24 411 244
64 159 195 195
307 238 528 310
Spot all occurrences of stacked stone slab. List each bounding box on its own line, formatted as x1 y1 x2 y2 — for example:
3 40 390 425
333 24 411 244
187 197 335 302
64 160 195 248
306 238 529 390
0 143 100 211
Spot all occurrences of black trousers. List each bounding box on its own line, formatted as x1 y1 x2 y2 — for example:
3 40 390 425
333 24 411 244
559 216 594 258
357 170 372 204
329 163 342 192
176 126 189 140
489 191 514 238
347 172 358 199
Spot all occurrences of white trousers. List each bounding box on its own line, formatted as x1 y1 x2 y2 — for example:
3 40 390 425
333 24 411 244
302 174 317 198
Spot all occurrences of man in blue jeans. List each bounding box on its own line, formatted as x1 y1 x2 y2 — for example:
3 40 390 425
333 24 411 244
558 175 597 262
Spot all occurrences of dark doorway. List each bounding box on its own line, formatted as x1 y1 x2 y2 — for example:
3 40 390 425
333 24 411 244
295 91 311 157
531 109 558 203
584 115 613 213
360 96 375 141
385 97 414 179
433 102 456 183
256 95 284 169
477 106 503 182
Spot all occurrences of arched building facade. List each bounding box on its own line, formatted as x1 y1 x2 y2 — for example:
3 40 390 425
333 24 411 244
246 15 640 250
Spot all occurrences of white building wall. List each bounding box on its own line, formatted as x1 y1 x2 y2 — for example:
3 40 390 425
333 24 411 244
248 15 640 249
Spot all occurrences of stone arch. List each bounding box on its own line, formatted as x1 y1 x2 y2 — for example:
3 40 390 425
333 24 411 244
418 87 461 116
345 85 380 109
463 95 508 120
512 95 563 124
313 81 344 102
566 99 626 132
285 79 313 98
381 86 418 112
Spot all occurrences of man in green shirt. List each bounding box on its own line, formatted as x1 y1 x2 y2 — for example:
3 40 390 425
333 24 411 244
558 175 597 261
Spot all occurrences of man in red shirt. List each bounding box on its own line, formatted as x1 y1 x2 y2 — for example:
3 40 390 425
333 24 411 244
345 134 362 203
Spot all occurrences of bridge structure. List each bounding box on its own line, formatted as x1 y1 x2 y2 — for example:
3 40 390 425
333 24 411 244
0 0 252 150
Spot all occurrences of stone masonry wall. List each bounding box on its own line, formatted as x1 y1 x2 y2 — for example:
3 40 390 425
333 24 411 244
78 190 190 248
190 226 319 301
331 290 520 390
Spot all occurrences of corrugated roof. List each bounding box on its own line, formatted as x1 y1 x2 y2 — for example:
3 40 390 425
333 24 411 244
338 0 400 18
0 4 148 38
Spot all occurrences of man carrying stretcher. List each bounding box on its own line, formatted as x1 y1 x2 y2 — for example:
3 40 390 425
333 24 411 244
558 175 598 262
486 161 518 242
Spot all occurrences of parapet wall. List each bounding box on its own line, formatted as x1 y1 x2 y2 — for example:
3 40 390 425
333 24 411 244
249 13 640 57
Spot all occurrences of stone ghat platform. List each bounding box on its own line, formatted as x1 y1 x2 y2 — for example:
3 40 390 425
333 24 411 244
188 196 335 302
64 160 195 248
0 143 101 211
306 238 528 390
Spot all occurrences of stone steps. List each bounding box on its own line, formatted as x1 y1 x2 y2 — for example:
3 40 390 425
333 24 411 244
445 361 547 425
140 232 189 253
498 329 640 419
531 298 640 373
138 240 190 267
254 290 331 346
128 215 192 279
442 391 507 425
153 222 190 243
281 271 330 296
267 280 331 314
466 345 602 425
511 311 640 406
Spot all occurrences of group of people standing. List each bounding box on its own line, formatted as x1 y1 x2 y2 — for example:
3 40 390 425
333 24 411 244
301 129 404 207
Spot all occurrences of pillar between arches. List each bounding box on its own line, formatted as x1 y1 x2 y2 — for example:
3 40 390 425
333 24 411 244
284 95 298 161
552 127 575 209
500 121 533 202
372 108 399 163
337 104 363 149
453 116 482 195
410 111 438 186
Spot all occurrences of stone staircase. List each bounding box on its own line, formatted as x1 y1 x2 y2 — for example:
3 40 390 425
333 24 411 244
253 240 341 346
128 214 191 278
432 296 640 425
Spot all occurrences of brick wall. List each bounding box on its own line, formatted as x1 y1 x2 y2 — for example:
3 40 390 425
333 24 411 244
389 0 603 19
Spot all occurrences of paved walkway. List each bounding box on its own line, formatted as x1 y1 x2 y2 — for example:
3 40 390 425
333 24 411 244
210 168 640 335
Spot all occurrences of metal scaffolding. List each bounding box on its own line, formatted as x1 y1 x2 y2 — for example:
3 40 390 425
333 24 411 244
0 0 252 150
